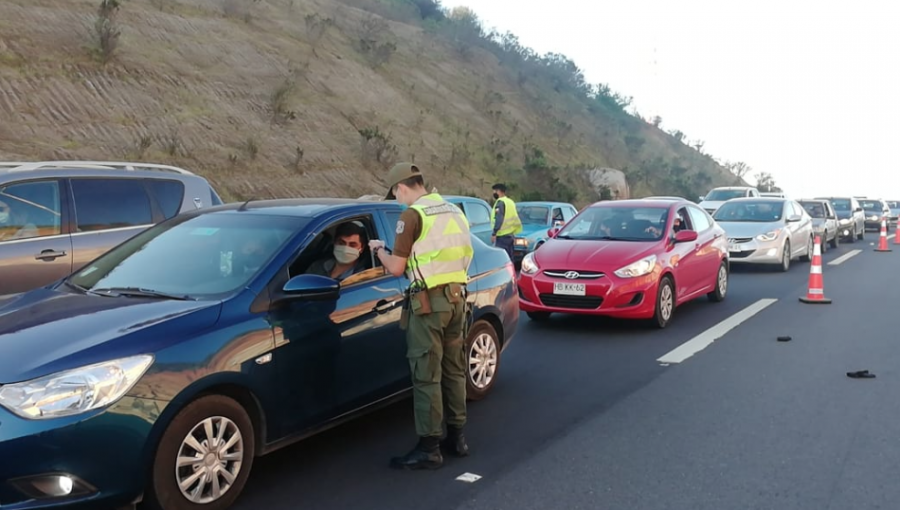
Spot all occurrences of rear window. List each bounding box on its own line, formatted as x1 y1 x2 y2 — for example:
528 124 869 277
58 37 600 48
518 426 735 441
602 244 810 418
146 179 185 219
71 178 153 231
859 200 884 211
799 201 826 218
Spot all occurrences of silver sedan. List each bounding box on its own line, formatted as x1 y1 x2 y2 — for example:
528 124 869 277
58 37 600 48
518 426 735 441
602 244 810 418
712 197 816 272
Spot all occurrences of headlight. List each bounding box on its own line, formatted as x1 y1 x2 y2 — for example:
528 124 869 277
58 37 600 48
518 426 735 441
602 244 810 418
757 231 779 241
870 215 879 221
0 355 154 420
614 254 657 278
521 252 539 275
514 237 528 247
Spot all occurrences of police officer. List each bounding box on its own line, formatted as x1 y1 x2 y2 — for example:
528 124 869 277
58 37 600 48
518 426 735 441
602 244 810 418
369 162 474 470
490 183 522 261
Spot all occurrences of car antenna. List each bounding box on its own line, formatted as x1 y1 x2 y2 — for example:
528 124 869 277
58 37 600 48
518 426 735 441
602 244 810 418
237 199 255 211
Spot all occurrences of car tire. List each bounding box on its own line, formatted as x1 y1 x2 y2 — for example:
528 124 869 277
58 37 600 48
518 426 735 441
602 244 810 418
848 226 856 243
801 236 814 262
145 395 255 510
857 226 864 240
830 231 839 249
779 241 791 272
651 276 675 329
707 260 728 302
465 320 500 401
527 311 551 322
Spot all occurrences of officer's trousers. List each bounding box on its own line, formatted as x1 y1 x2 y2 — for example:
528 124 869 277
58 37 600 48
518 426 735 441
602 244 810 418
406 286 468 438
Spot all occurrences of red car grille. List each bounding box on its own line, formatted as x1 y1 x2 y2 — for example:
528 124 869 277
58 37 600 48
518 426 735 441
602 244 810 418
539 294 604 309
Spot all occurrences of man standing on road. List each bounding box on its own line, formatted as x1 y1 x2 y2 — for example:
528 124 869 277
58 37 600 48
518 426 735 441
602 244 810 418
370 162 474 470
490 183 522 261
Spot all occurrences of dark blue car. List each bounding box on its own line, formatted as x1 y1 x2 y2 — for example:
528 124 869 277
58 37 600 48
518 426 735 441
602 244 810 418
0 199 518 510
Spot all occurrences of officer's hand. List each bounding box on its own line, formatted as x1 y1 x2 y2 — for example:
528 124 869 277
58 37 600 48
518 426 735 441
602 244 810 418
369 239 386 252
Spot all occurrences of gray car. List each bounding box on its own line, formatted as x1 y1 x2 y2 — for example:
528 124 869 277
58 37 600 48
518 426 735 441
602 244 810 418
798 199 840 252
815 196 865 242
0 161 222 295
712 197 815 272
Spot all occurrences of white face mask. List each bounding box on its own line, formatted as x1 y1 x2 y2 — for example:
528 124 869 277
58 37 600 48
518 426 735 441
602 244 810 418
334 244 360 264
0 211 8 223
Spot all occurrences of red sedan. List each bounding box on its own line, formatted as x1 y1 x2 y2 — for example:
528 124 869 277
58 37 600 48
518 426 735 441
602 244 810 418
517 199 729 328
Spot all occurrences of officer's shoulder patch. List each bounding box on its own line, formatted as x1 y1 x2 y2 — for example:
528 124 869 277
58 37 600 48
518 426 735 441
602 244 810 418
396 220 405 234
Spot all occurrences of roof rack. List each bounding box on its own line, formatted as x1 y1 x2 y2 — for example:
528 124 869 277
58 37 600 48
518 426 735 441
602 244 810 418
0 161 195 175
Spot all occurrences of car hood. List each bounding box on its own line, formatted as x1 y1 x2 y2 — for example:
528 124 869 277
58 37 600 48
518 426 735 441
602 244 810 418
518 223 550 236
698 200 725 211
534 239 657 271
0 289 221 383
716 221 783 238
835 210 854 220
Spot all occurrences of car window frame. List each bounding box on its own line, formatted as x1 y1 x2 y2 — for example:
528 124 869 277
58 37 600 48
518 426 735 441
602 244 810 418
67 177 157 233
0 178 69 243
145 178 186 220
686 204 712 232
466 201 492 226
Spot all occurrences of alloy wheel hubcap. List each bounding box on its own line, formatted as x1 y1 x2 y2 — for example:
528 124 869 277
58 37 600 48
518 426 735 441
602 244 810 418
718 266 727 295
469 333 497 389
176 416 244 504
660 284 673 321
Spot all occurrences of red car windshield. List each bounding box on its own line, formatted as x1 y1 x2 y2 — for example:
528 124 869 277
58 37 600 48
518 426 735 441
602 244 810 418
557 206 670 241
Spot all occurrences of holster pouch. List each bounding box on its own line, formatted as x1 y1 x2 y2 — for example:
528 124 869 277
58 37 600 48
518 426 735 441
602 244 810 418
445 283 464 304
400 295 410 330
412 290 432 315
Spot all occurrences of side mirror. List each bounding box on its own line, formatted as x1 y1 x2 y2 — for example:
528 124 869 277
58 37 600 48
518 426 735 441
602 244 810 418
547 227 560 238
855 207 863 212
674 230 698 243
787 214 802 222
280 274 340 301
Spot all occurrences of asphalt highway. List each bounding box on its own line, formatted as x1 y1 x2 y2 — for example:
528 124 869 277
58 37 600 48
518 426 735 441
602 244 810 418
227 234 898 510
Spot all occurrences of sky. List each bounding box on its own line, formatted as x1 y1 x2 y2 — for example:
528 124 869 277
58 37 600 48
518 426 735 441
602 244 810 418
439 0 899 199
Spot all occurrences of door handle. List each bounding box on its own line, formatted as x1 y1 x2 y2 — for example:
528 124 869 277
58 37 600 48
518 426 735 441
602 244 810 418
373 299 396 314
35 249 67 261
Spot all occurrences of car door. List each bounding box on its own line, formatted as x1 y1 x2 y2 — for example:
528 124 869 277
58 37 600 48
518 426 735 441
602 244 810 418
686 205 721 292
0 179 73 295
68 178 157 272
851 198 864 232
666 206 704 300
272 212 407 434
786 202 805 256
824 202 838 239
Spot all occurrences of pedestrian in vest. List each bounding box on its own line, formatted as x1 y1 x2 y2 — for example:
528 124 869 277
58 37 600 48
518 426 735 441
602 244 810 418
490 183 522 261
369 162 474 470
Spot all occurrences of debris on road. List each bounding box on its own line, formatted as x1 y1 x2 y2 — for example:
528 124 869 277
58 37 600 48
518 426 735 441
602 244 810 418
847 370 876 379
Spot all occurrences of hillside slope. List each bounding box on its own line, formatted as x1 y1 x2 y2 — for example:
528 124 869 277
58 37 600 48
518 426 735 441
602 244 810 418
0 0 742 205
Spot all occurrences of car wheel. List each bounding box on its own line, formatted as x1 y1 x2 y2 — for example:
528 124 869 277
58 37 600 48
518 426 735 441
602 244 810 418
819 233 827 253
801 236 814 262
848 226 856 243
146 395 255 510
707 260 728 302
780 241 791 272
527 311 551 322
465 320 500 401
830 231 840 249
857 225 864 240
651 276 675 329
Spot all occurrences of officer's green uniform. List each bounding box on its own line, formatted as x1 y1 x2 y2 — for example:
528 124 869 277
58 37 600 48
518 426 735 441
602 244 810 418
383 163 474 470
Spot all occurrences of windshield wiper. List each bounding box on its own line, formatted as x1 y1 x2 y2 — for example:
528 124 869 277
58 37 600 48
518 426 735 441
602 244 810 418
90 287 193 301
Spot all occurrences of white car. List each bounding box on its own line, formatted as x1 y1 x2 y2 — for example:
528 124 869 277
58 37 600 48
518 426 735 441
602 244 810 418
699 186 760 215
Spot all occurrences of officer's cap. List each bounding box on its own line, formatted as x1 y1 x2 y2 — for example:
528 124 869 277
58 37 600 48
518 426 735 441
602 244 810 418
385 162 423 200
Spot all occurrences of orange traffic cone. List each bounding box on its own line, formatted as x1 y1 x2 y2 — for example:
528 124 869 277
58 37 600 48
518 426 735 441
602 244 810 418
894 219 900 245
800 235 832 304
875 218 892 252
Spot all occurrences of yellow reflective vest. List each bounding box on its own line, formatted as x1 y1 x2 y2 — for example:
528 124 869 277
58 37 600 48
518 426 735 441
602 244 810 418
491 196 523 236
407 193 474 288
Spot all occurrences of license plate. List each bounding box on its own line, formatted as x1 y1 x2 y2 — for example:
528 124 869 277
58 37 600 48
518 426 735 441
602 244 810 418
553 282 586 296
728 243 741 253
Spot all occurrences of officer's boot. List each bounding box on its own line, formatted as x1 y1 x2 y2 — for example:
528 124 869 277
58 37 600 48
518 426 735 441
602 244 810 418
390 436 443 470
440 425 469 457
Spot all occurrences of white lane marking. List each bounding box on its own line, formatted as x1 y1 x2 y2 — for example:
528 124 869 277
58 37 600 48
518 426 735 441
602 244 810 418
657 299 778 364
889 234 896 240
828 249 861 266
457 473 482 483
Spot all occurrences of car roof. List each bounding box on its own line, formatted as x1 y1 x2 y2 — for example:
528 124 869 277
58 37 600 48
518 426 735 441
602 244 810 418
721 196 786 202
0 161 195 176
516 201 574 206
590 198 685 208
201 198 400 218
710 186 756 190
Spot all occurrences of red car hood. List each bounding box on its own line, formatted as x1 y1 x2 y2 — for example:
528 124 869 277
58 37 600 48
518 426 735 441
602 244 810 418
534 239 658 271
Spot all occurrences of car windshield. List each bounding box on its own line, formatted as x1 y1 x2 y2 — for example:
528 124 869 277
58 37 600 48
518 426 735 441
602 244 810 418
556 206 669 241
799 201 827 218
888 201 900 209
705 189 747 201
517 206 550 225
68 213 305 299
713 201 784 222
859 200 884 211
821 198 850 211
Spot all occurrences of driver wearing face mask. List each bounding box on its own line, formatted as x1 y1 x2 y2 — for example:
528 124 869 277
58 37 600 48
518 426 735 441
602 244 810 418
306 221 369 281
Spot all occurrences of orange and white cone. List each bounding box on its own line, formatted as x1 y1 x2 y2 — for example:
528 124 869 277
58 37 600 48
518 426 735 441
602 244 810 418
894 219 900 245
875 218 892 252
799 235 832 304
